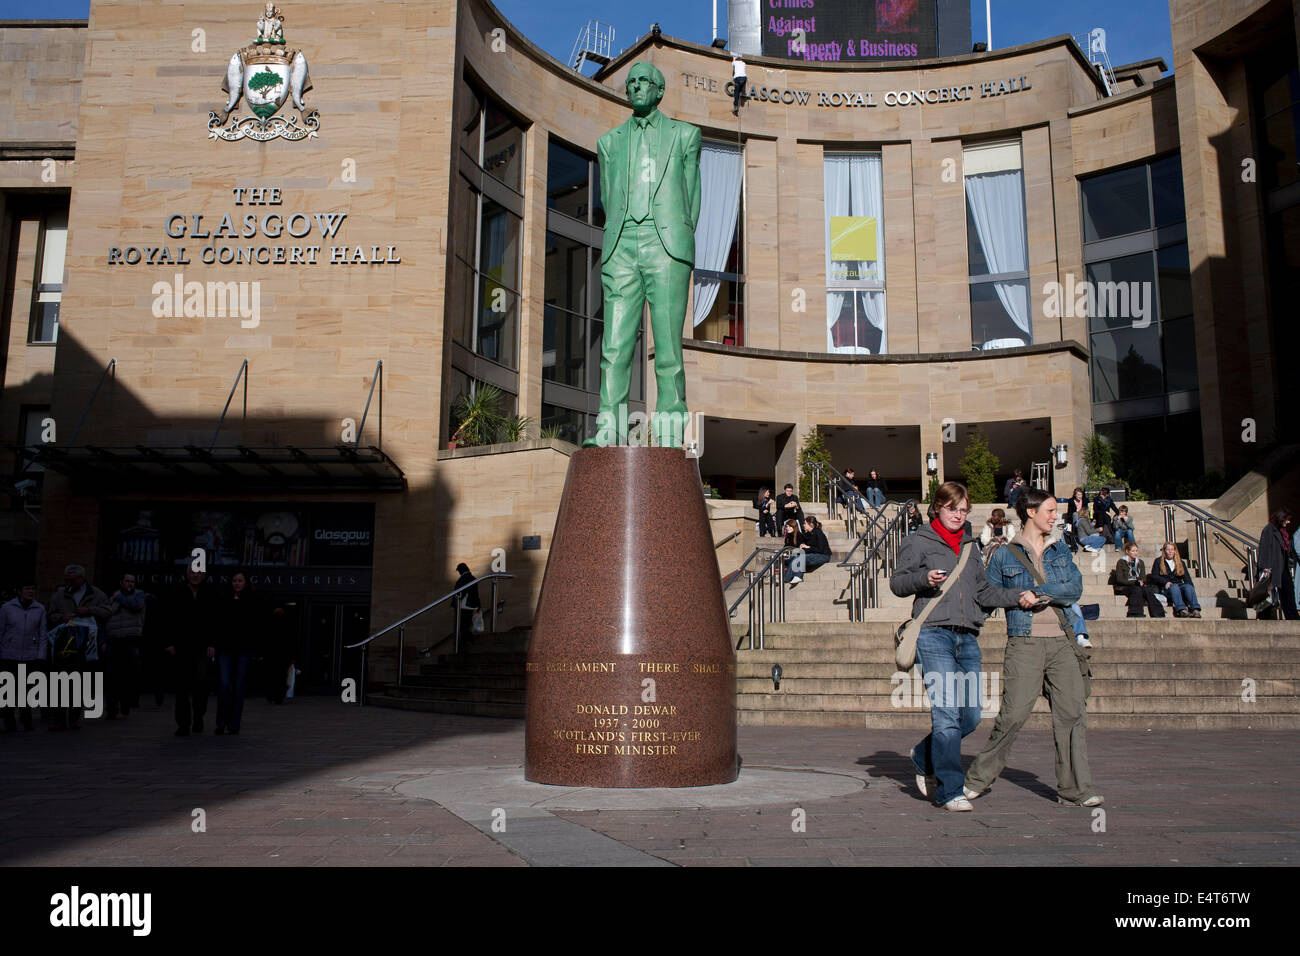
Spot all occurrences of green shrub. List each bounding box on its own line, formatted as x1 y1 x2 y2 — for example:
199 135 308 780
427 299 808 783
797 427 833 501
1081 432 1117 489
957 428 1000 503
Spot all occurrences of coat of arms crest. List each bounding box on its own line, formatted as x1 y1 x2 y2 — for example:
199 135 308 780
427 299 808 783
208 3 319 141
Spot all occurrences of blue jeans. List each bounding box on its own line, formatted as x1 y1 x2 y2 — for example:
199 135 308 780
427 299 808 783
1113 529 1135 550
216 651 251 732
1165 582 1200 611
1068 603 1088 636
910 627 983 805
866 488 886 507
839 492 867 513
1078 534 1106 550
784 551 829 582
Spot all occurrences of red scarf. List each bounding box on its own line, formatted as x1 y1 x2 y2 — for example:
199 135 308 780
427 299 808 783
931 518 963 555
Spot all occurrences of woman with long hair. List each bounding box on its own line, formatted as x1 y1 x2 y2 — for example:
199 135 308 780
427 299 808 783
1258 510 1298 620
1149 542 1202 618
979 507 1017 548
964 488 1102 808
890 481 1038 811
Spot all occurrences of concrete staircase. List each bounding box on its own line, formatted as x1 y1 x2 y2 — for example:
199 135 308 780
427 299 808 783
736 619 1300 729
366 630 528 718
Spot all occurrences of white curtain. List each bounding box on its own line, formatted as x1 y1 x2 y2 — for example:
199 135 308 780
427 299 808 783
826 154 886 353
824 156 851 351
965 170 1031 342
693 142 743 328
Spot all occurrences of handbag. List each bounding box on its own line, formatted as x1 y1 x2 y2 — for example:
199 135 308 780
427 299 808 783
1245 568 1273 609
894 543 974 671
471 609 485 635
1004 544 1092 698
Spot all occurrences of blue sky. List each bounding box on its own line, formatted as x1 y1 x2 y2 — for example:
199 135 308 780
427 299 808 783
0 0 1175 73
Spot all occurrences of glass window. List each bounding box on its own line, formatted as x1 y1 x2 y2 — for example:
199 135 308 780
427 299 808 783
1258 65 1300 191
1085 253 1157 333
1090 326 1164 403
30 211 67 344
542 306 585 388
545 231 588 314
547 140 591 222
449 255 474 348
824 151 885 353
1151 155 1186 228
483 102 524 193
541 404 591 445
476 277 517 367
695 141 746 346
479 199 521 293
965 142 1029 348
1156 243 1191 321
457 77 483 164
1081 164 1151 242
1161 316 1198 393
971 280 1031 347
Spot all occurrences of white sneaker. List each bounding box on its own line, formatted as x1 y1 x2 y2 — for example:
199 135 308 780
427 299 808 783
962 785 986 800
944 796 973 812
788 576 802 585
1059 794 1105 807
916 773 936 797
1077 636 1093 649
1082 545 1097 553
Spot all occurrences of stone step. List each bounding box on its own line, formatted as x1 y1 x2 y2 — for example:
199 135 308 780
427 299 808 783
387 683 525 703
735 676 1295 696
737 710 1300 729
733 691 1298 714
757 620 1296 637
407 671 525 688
737 660 1300 679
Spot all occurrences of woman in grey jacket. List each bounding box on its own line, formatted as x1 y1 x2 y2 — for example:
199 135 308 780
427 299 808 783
890 482 1038 812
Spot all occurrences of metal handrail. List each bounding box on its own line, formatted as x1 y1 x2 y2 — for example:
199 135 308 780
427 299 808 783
840 505 909 620
1150 499 1258 581
721 545 782 591
344 572 514 704
67 358 116 446
713 530 741 550
209 358 249 451
727 546 799 650
355 359 383 450
839 501 903 567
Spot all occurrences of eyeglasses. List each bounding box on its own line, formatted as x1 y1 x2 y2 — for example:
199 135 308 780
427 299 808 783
941 505 970 515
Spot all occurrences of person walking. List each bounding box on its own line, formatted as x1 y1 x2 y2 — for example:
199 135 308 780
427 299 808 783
105 573 149 719
1257 510 1298 620
964 488 1103 808
164 569 218 736
1092 487 1121 546
890 481 1038 812
46 564 111 730
0 582 46 732
215 570 266 735
1149 542 1202 618
453 562 482 640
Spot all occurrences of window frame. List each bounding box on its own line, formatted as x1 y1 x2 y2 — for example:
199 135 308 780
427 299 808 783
823 149 887 355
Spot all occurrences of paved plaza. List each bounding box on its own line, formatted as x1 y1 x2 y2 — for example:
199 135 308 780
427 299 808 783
1 697 1295 867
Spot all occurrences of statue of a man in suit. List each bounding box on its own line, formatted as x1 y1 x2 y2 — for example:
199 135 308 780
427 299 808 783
584 61 701 448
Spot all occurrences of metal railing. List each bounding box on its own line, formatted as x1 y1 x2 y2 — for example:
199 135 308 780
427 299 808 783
727 546 799 651
807 461 875 538
1150 499 1258 582
840 504 910 620
714 530 742 550
344 572 514 704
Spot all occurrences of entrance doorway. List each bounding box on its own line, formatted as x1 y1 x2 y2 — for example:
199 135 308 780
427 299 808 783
300 601 370 695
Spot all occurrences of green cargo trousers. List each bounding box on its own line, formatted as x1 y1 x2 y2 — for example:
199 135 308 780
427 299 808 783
964 633 1093 803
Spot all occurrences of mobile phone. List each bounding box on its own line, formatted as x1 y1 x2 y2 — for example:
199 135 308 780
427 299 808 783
933 570 948 580
1033 595 1053 607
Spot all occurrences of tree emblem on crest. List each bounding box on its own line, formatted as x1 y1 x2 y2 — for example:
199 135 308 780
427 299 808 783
208 3 320 142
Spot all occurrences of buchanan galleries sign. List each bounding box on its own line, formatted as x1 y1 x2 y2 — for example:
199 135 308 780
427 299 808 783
681 71 1032 108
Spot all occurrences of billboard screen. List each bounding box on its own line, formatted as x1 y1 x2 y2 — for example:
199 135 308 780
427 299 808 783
761 0 939 62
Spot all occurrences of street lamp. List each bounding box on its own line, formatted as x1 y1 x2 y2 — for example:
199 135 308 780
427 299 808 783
926 451 939 475
1052 443 1068 467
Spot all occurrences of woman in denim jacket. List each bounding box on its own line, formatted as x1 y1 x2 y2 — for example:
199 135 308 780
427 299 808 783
963 487 1104 808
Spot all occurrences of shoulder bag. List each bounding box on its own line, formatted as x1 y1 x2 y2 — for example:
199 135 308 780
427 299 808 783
1004 543 1092 697
894 543 974 671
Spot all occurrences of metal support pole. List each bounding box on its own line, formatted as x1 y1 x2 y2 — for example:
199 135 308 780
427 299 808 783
395 624 405 688
1162 506 1175 544
747 572 756 651
454 604 462 654
1194 519 1210 577
359 643 368 706
490 580 499 633
755 574 764 650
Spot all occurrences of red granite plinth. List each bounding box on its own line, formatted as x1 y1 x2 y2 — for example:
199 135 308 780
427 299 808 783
525 446 739 787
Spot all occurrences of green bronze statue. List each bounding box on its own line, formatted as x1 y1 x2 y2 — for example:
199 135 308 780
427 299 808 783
583 62 701 448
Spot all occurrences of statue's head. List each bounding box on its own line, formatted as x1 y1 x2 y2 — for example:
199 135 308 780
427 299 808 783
625 62 665 117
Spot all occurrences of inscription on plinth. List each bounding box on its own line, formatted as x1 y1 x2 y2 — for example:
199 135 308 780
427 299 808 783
524 447 739 788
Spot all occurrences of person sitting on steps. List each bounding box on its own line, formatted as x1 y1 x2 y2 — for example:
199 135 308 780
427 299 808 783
1149 541 1202 618
1112 541 1165 618
785 515 831 585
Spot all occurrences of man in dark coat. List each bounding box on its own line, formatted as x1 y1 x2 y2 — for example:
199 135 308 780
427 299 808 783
774 483 804 530
164 569 219 736
1257 511 1297 620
